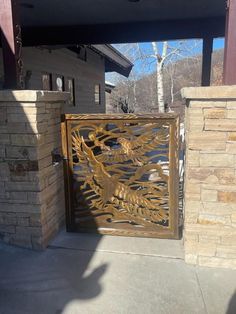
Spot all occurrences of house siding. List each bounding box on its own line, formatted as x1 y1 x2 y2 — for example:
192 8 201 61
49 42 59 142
0 47 106 114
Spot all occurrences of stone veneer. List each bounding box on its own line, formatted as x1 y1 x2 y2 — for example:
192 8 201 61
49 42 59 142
0 90 69 249
182 86 236 269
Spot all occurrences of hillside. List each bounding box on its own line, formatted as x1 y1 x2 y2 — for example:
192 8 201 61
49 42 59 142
108 49 224 118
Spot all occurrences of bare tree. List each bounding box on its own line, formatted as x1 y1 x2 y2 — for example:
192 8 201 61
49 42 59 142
107 40 203 114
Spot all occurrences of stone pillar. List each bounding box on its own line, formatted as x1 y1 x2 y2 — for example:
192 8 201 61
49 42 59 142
182 86 236 269
0 90 69 249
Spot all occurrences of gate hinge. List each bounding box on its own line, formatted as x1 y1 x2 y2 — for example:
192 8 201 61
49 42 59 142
51 149 68 165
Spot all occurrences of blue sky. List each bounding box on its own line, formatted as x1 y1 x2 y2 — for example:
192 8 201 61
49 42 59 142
213 38 224 50
106 38 225 83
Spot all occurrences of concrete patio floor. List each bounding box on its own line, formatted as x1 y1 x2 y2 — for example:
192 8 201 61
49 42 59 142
0 230 235 314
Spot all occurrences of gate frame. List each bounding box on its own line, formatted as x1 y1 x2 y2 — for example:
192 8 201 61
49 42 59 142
61 113 180 239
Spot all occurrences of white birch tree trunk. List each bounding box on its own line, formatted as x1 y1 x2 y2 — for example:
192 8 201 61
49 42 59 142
157 63 164 112
152 41 168 113
170 72 174 105
133 80 138 111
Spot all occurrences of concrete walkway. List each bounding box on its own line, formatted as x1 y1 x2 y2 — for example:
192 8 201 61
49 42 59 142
0 231 235 314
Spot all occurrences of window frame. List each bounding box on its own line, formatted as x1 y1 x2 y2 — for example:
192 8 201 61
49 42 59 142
53 74 65 92
95 84 101 105
41 72 52 91
65 77 76 106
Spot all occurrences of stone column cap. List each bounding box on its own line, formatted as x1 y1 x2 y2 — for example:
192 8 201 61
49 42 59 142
181 85 236 100
0 90 70 102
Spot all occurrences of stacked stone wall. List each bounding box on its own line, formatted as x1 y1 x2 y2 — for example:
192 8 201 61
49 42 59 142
0 91 68 249
182 86 236 269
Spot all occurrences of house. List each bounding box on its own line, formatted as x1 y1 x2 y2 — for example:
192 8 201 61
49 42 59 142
0 44 133 113
105 81 116 113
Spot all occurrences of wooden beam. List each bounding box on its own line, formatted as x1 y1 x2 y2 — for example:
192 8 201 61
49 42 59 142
21 17 225 46
201 37 213 86
223 0 236 85
0 0 23 89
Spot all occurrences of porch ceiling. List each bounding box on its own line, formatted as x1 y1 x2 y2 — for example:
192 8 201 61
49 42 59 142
19 0 225 45
20 0 225 26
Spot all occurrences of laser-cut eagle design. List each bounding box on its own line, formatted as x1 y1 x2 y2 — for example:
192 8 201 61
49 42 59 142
71 122 170 226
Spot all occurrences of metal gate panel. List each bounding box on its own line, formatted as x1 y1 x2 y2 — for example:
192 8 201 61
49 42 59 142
62 114 180 239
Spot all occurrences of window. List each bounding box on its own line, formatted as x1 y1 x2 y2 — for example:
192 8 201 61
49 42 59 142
95 84 101 104
65 77 75 106
54 74 65 92
42 72 52 90
77 45 87 62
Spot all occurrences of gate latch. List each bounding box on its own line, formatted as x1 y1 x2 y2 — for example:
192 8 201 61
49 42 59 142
51 149 67 166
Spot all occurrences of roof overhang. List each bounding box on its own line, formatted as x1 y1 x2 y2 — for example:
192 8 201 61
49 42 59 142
91 45 133 77
18 0 226 46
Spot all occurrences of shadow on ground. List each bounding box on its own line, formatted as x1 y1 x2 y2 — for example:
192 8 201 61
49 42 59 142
0 233 107 314
1 231 236 314
227 292 236 314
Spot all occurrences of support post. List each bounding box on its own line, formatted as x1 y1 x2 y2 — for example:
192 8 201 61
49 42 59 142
201 37 213 86
223 0 236 85
0 0 23 89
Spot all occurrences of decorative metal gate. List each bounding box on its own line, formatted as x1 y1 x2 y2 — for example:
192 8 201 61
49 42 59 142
62 114 180 239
